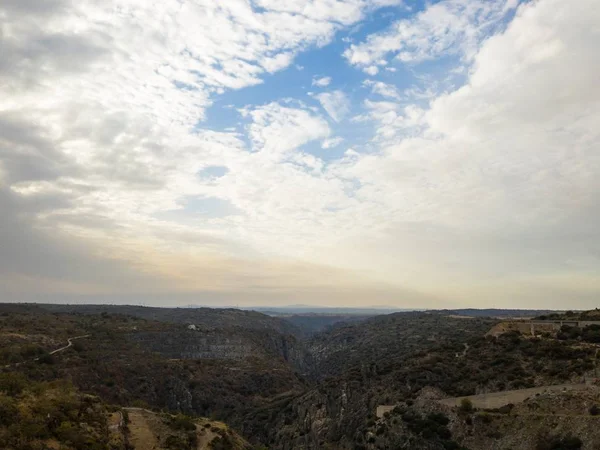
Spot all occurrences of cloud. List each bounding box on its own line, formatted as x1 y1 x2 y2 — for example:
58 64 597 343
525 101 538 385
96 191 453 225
324 0 600 306
357 99 426 139
1 0 599 308
244 102 331 156
312 76 332 87
322 137 345 149
344 0 520 70
314 90 351 122
363 80 401 99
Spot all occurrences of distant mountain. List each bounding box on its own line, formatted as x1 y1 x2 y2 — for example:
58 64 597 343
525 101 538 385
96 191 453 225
249 305 418 315
443 308 561 318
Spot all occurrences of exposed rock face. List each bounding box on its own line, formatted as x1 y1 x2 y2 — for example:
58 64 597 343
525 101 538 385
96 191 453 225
241 378 379 449
126 328 315 375
130 330 254 360
162 376 194 413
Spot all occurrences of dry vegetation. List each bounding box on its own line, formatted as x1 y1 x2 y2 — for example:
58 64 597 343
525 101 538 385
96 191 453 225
3 304 600 449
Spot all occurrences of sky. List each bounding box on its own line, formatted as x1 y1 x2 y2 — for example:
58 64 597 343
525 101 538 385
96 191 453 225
1 0 599 309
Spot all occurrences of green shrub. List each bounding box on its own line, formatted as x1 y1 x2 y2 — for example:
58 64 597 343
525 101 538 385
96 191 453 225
536 434 583 450
0 372 28 396
169 414 196 431
428 412 450 426
459 398 473 413
0 394 17 425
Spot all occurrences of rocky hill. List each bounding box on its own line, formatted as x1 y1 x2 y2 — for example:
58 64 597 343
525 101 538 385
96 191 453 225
364 383 600 450
0 375 251 450
15 303 302 337
249 313 599 448
3 304 600 449
0 305 308 442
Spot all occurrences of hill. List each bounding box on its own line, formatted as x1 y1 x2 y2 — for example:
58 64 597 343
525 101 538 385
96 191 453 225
11 303 302 337
0 375 251 450
0 304 308 444
4 304 600 449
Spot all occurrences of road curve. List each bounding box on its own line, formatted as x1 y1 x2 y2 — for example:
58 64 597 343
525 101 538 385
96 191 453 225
48 334 91 355
2 334 92 368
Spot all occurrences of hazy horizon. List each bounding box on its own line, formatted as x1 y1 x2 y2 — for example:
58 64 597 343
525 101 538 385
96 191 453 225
1 0 598 309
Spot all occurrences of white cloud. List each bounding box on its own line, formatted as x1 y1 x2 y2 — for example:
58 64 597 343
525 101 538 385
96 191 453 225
325 0 600 306
314 90 351 122
0 0 392 233
364 65 379 75
244 102 331 157
322 137 344 149
253 0 402 26
345 0 520 70
361 100 426 139
363 80 401 99
1 0 600 307
312 76 332 87
261 52 295 73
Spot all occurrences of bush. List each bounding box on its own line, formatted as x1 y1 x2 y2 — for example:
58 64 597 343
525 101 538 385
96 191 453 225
497 403 514 414
459 398 473 413
169 414 196 431
428 412 450 426
0 372 28 396
590 405 600 416
536 434 583 450
37 352 55 365
165 435 188 449
0 394 18 425
477 412 493 424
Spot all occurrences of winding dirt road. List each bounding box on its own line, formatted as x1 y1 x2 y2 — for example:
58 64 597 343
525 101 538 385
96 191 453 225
48 335 91 355
2 334 91 368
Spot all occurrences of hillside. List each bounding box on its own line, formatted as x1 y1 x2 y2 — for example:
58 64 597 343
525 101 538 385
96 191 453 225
0 375 251 450
0 305 308 441
3 305 600 449
11 303 302 337
360 384 600 450
250 313 600 448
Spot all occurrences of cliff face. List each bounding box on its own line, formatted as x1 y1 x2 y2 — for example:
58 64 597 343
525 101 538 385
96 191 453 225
126 327 315 375
240 376 379 449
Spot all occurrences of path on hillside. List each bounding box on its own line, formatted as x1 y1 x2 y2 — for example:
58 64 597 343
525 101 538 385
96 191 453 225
482 412 600 419
48 335 91 355
376 384 592 418
108 410 124 432
2 334 91 369
462 343 469 357
124 407 226 450
455 343 470 358
438 384 589 409
124 408 159 450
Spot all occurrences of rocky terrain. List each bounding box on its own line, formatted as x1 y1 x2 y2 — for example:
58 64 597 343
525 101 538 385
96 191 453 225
2 304 600 449
0 374 251 450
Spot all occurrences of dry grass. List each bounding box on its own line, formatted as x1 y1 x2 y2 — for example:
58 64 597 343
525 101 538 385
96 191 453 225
126 409 160 450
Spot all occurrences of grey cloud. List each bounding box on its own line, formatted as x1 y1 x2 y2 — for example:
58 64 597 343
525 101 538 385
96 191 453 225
0 112 76 183
0 186 169 295
0 33 108 83
0 0 68 16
